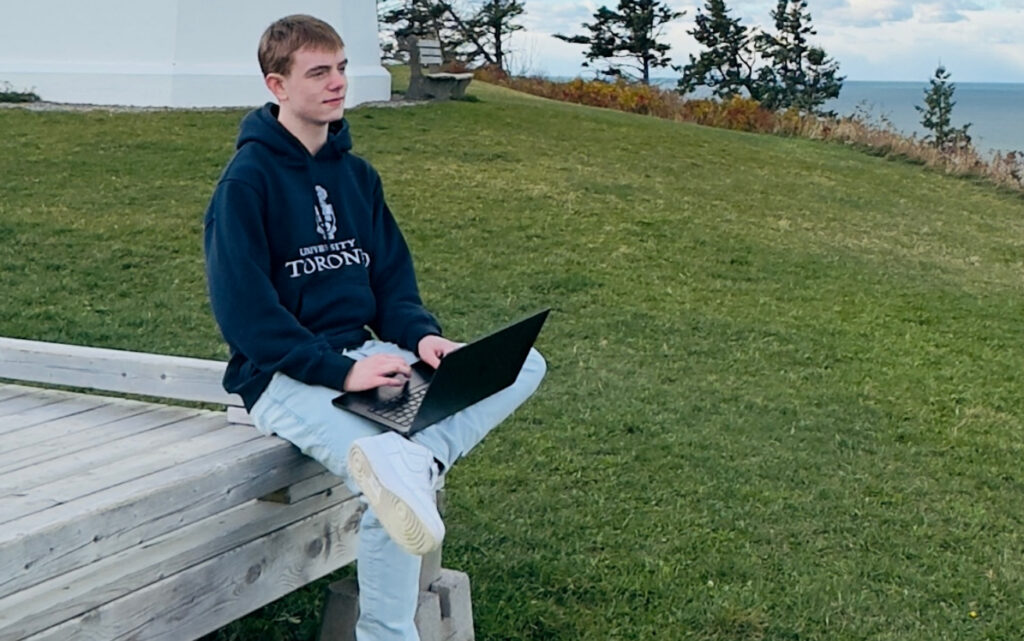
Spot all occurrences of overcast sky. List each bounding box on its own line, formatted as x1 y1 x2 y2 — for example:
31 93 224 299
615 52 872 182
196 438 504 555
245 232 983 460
506 0 1024 83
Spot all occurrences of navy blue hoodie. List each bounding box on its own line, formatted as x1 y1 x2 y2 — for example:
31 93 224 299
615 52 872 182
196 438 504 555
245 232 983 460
204 103 441 409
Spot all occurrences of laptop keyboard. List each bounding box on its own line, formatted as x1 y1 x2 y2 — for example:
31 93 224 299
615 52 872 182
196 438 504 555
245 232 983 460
368 384 428 428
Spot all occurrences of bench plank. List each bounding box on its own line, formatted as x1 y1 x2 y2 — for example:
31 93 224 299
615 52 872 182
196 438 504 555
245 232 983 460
0 430 324 601
262 471 346 505
21 497 362 641
0 412 231 506
0 395 108 434
0 405 167 473
0 393 68 420
0 384 32 402
0 387 201 468
1 489 357 640
0 337 241 406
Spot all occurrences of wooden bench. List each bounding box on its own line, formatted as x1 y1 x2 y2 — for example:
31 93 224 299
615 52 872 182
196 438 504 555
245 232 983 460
0 337 473 641
403 36 474 101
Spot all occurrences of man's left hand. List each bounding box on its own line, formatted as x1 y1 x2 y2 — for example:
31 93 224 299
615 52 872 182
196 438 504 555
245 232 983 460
417 334 462 369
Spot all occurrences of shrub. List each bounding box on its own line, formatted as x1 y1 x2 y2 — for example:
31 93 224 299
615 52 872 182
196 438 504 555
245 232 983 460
679 96 776 132
0 81 40 103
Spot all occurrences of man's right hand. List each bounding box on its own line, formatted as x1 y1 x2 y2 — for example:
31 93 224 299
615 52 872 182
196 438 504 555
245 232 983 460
343 354 412 392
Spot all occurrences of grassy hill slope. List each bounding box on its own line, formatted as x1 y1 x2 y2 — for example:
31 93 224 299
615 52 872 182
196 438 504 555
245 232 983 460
1 80 1022 640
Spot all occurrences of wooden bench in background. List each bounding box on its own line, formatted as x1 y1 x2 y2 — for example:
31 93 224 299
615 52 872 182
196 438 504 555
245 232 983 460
0 337 472 641
404 36 474 101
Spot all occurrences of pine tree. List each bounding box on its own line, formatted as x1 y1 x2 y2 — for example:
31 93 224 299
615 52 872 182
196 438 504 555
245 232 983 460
477 0 525 71
916 65 971 150
678 0 758 99
379 0 454 62
380 0 450 41
379 0 526 72
753 0 842 113
444 0 526 71
554 0 685 84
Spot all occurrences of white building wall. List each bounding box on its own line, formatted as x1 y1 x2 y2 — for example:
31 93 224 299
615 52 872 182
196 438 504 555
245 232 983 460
0 0 389 107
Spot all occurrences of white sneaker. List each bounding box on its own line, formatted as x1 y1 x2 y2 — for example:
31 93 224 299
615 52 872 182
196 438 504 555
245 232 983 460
347 432 445 555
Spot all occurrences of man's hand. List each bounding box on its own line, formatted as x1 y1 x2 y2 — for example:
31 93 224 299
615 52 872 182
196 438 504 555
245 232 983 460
344 354 412 392
417 335 463 369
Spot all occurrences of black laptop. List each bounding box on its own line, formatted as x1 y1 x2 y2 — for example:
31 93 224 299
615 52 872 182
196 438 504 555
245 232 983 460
332 309 549 435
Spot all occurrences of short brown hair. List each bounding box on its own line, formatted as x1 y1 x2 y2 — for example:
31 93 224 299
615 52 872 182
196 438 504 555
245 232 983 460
258 14 345 77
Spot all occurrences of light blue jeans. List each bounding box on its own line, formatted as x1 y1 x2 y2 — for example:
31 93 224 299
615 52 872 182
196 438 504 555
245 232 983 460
250 340 547 641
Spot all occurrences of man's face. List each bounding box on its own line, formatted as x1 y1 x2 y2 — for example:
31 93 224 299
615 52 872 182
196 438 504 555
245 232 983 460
272 46 348 126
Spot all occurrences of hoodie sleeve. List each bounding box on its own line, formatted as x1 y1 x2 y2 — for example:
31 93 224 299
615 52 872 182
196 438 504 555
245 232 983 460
204 178 355 390
366 173 442 352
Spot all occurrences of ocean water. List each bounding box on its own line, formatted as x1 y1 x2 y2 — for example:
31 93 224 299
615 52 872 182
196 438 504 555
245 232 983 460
824 81 1024 157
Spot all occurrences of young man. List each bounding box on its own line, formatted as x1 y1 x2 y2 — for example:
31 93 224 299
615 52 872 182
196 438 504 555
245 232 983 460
203 14 546 641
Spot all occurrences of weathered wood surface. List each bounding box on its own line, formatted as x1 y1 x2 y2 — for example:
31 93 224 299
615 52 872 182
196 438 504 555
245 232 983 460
20 497 361 641
262 471 346 505
2 489 361 640
0 382 353 640
417 38 444 65
0 336 242 407
0 399 187 474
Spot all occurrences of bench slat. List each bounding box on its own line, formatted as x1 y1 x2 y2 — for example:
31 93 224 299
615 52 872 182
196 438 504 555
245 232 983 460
0 433 324 600
0 384 31 402
417 39 444 66
262 471 345 505
0 489 356 640
0 411 203 478
0 393 67 420
0 412 232 510
21 497 362 641
0 337 241 407
0 395 118 434
0 402 160 472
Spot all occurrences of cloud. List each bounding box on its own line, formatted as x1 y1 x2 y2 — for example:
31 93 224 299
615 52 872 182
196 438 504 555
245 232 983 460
814 7 1024 80
914 0 993 21
818 0 996 26
522 0 693 36
917 3 969 21
521 2 598 36
823 0 915 26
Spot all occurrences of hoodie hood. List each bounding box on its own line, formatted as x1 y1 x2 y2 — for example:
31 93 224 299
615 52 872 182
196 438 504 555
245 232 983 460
236 102 353 162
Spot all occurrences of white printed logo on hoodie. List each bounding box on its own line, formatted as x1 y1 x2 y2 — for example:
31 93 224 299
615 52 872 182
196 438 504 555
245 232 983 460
314 185 337 241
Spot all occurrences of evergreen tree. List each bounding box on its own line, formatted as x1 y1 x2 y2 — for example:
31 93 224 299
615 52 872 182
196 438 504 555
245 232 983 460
380 0 451 41
678 0 759 99
555 0 685 84
916 65 972 150
753 0 842 113
379 0 455 62
445 0 526 71
379 0 526 71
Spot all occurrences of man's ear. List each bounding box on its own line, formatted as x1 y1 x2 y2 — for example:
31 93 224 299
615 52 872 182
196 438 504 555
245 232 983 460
265 73 288 102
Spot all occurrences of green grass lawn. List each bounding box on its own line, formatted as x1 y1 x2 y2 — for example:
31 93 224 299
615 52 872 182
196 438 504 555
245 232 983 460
2 77 1023 641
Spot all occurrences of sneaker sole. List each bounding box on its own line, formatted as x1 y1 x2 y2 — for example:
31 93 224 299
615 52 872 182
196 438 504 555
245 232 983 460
348 444 441 556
